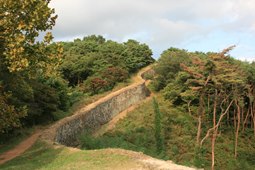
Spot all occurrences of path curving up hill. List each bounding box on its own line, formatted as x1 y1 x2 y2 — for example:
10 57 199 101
0 66 199 170
0 66 151 165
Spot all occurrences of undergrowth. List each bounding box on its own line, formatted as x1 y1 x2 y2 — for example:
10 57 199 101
79 94 255 170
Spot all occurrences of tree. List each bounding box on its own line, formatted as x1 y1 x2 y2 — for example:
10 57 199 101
123 39 154 73
153 46 253 169
60 35 154 91
181 46 246 170
1 0 61 73
0 0 61 132
0 84 26 133
153 47 191 91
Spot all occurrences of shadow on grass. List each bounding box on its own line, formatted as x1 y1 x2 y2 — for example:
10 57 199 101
0 140 64 170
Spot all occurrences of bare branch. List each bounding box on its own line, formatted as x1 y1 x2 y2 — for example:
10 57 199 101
200 100 234 146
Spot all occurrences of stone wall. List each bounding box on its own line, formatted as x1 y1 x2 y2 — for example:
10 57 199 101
41 74 151 146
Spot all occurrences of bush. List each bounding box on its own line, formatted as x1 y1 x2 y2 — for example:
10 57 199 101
102 66 128 87
83 77 109 95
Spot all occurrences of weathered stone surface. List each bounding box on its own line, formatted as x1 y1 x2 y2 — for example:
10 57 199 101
41 67 152 146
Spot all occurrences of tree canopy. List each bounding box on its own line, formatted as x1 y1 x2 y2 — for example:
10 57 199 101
60 35 154 90
0 2 155 134
152 46 255 169
0 0 62 133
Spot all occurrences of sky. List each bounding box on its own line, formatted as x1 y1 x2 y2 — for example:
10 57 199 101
49 0 255 61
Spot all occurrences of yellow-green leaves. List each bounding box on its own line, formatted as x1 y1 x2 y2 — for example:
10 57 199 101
1 0 59 73
0 86 27 133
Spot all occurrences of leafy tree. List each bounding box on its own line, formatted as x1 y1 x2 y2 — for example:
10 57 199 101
102 66 128 88
123 39 154 73
0 0 62 132
0 84 26 133
84 77 108 94
1 0 61 73
153 46 254 169
153 47 191 91
60 35 154 93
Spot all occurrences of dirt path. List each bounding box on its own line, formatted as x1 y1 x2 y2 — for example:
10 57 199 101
0 65 198 169
0 66 153 165
94 87 154 137
0 131 41 165
100 149 198 170
93 66 154 137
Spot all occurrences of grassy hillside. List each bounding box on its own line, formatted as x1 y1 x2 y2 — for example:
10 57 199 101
0 141 144 170
79 47 255 170
79 94 255 170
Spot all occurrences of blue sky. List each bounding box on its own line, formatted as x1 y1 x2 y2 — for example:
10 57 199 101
49 0 255 61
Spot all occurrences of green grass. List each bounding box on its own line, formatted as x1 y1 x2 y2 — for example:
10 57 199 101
79 94 255 170
0 78 132 168
80 94 172 160
0 76 138 170
0 140 143 170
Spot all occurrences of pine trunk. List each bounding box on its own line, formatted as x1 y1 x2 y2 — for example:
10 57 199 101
235 100 240 158
211 95 217 170
197 116 202 145
251 104 255 139
188 100 192 116
243 108 250 132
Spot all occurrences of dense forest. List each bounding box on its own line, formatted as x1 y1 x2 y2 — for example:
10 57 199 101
0 34 154 136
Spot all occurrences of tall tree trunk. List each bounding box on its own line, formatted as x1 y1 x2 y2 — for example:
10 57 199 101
241 107 244 132
234 100 240 158
211 132 216 170
197 116 202 145
251 103 255 139
208 94 210 111
196 94 205 145
200 99 234 169
211 92 217 170
188 100 192 116
234 109 236 130
227 109 230 126
243 108 250 132
200 100 234 146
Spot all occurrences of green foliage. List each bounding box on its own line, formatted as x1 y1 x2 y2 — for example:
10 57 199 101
123 40 154 72
151 46 255 169
43 76 70 111
25 80 61 124
1 0 61 73
0 127 35 154
79 97 170 160
0 0 64 133
83 77 108 95
153 97 164 153
0 85 27 133
60 35 154 88
152 47 191 91
79 94 255 169
102 66 128 87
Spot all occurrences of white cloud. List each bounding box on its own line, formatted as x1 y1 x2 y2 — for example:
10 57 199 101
49 0 255 61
